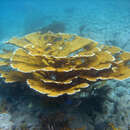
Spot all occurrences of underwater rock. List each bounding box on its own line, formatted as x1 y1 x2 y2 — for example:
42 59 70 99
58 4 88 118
40 21 66 33
0 113 13 129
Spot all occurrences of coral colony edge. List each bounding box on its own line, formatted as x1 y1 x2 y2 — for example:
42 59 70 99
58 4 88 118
0 31 129 97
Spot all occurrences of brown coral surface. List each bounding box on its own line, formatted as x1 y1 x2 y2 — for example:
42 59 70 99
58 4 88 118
0 32 129 97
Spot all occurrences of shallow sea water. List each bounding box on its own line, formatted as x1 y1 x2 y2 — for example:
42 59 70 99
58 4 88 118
0 0 130 129
0 0 130 51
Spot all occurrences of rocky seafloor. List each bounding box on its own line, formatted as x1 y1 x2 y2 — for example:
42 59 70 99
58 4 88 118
0 77 129 130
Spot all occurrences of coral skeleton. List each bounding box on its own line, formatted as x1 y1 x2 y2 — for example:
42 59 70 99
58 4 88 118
0 32 129 97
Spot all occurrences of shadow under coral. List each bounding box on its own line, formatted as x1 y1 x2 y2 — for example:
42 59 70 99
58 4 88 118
0 79 113 129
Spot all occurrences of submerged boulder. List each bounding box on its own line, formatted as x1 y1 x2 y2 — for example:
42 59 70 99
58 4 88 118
0 113 13 129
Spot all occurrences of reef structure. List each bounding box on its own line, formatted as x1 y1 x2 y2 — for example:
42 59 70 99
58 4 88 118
0 32 129 97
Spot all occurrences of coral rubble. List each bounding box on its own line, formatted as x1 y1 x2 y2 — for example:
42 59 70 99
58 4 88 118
0 32 129 97
0 113 13 129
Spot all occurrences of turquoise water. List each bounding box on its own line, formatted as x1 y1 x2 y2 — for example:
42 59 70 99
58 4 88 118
0 0 130 51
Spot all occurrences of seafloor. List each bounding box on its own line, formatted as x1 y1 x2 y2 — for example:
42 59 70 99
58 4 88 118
0 0 130 129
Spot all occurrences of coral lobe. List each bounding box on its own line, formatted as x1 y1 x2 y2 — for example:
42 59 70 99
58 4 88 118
0 32 129 97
